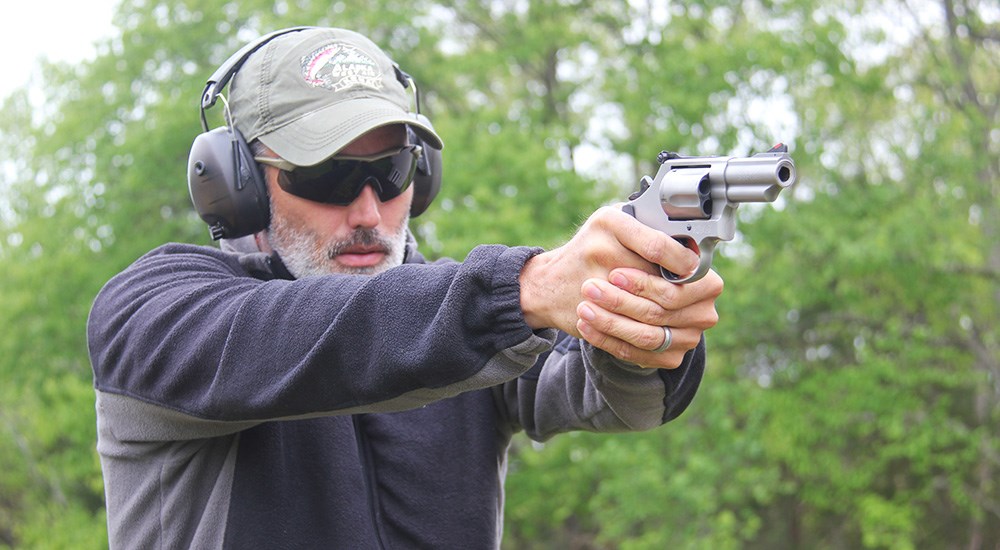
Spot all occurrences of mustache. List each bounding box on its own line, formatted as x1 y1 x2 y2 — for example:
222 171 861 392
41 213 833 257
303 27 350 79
326 228 393 259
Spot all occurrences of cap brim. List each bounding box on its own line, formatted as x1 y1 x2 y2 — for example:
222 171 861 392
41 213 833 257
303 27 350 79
257 97 443 167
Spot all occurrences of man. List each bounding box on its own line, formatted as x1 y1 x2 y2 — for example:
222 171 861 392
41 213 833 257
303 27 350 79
88 27 723 548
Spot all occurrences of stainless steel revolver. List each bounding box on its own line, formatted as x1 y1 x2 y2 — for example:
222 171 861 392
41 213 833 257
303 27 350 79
623 144 797 283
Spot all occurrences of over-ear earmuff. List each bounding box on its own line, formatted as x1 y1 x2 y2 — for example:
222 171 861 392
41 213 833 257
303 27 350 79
409 113 443 217
187 27 443 240
188 124 269 240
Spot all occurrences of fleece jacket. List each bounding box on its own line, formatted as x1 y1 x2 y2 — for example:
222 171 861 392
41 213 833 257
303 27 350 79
87 241 705 549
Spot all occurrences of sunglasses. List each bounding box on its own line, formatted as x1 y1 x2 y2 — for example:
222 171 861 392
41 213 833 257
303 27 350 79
255 144 423 205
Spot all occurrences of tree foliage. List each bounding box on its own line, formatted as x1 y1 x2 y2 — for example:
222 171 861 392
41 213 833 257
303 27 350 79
1 0 996 547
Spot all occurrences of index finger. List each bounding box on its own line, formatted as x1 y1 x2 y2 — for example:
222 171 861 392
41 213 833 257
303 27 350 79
609 208 700 278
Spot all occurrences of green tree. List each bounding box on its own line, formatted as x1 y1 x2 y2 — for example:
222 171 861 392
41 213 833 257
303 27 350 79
505 0 998 548
717 0 998 546
1 0 996 548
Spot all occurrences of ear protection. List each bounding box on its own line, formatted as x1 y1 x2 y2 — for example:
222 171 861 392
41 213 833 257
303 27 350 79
187 27 443 240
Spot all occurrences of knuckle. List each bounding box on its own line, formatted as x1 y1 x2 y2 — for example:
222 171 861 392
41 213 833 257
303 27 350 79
591 241 618 267
705 271 725 297
657 281 680 305
680 331 703 351
641 238 666 265
641 328 664 350
613 342 636 362
706 308 720 327
624 272 647 295
604 287 626 311
683 308 718 331
591 207 617 229
697 304 721 329
594 313 618 334
643 301 670 325
662 353 685 369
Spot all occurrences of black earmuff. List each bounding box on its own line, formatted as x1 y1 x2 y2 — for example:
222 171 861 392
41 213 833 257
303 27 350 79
187 27 443 240
188 125 269 240
409 113 442 218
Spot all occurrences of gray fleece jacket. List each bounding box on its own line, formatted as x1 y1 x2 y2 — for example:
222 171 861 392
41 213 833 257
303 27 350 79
87 240 704 549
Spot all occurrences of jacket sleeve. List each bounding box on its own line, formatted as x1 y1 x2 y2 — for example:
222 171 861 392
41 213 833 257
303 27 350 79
495 331 706 441
88 243 554 440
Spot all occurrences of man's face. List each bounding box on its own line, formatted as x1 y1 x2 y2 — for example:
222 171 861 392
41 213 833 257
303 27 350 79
260 124 413 277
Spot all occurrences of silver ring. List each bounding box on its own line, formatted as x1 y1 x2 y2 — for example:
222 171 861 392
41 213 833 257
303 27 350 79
652 326 672 353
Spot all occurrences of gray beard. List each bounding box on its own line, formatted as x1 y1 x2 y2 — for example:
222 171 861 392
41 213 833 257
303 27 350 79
266 209 409 278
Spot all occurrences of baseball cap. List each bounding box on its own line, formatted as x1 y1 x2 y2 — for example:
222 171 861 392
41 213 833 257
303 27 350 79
229 27 443 167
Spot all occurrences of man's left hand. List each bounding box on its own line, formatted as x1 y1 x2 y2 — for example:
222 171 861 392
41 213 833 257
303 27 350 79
575 267 723 369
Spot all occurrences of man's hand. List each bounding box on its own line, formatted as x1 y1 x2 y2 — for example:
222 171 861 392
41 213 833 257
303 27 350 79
576 267 722 369
519 206 722 368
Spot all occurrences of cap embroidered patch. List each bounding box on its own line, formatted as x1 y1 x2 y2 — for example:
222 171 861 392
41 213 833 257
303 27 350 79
301 43 384 92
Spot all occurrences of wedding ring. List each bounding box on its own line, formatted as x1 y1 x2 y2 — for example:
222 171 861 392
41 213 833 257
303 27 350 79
652 326 673 353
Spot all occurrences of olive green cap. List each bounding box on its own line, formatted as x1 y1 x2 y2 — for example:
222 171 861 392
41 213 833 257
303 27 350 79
229 27 442 166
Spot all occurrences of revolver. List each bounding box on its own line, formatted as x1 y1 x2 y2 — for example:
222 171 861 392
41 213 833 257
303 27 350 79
623 144 797 283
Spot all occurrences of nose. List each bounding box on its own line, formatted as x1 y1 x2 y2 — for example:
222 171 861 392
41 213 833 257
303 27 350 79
345 181 382 229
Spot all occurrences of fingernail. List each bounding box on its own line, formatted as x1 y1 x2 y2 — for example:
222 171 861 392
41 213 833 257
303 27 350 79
610 272 629 289
578 304 596 321
583 282 603 301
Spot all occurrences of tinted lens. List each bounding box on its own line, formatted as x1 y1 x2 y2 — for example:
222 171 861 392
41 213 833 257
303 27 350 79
276 145 420 205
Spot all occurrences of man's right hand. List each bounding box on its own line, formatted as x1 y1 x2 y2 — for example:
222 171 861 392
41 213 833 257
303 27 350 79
518 206 721 368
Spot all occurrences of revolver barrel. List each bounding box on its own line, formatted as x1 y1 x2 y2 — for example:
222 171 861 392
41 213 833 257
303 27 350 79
722 155 796 202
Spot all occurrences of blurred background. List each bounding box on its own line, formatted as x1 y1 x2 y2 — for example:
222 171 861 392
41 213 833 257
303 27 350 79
0 0 996 548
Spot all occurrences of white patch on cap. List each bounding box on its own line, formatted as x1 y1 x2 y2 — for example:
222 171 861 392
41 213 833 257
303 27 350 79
301 42 384 92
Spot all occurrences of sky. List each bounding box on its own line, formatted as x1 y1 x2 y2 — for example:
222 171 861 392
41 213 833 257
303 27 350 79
1 0 119 100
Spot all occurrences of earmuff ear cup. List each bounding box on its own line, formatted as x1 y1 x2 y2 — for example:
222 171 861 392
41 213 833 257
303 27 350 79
409 114 442 217
187 127 269 239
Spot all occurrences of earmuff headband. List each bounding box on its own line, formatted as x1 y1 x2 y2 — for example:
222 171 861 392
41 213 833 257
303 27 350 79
199 26 315 131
